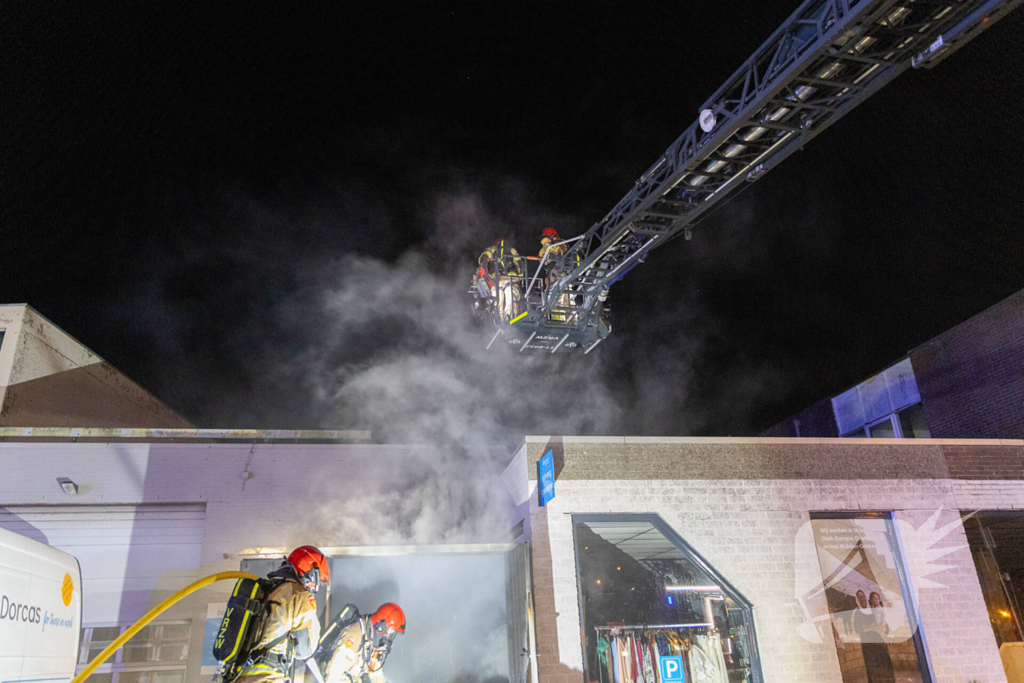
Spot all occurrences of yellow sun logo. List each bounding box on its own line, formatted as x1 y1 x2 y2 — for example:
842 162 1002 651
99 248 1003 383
61 574 74 607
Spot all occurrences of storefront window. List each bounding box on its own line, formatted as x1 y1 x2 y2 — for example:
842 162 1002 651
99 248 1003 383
573 514 761 683
962 511 1024 649
808 513 932 683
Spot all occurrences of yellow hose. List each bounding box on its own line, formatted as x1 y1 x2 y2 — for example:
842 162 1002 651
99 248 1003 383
70 570 260 683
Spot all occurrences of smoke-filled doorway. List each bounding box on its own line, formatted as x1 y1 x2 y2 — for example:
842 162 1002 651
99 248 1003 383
241 543 531 683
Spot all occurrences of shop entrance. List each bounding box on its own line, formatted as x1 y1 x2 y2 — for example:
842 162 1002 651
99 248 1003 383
962 511 1024 678
241 543 531 683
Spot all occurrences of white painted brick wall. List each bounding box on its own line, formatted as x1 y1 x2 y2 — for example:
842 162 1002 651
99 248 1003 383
532 478 1023 683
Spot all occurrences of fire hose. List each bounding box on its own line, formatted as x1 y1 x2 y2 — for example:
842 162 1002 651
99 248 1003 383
69 571 260 683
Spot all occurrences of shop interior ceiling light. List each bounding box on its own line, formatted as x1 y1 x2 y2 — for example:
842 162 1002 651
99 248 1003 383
56 477 79 495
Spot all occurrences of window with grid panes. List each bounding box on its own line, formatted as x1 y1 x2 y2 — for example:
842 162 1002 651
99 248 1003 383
77 622 190 683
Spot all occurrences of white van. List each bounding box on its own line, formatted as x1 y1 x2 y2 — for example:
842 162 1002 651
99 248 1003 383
0 526 82 683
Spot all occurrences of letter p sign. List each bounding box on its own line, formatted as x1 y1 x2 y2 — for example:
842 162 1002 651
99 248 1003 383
659 655 685 682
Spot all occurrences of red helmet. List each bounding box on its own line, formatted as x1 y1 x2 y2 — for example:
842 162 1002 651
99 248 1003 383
286 546 330 591
367 603 405 671
371 602 405 633
541 227 559 239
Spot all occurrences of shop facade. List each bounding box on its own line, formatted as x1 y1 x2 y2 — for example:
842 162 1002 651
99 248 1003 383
2 433 1024 683
505 436 1024 683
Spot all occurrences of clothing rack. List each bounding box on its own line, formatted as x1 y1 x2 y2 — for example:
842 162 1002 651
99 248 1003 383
595 623 711 631
594 623 717 683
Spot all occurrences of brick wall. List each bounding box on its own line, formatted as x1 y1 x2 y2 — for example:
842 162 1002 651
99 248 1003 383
942 443 1024 480
516 437 1024 683
910 289 1024 439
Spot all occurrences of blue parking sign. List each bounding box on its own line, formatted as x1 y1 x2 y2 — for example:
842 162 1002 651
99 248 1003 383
659 655 685 682
538 450 555 506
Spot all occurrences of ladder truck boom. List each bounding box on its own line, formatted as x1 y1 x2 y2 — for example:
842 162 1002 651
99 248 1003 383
473 0 1020 354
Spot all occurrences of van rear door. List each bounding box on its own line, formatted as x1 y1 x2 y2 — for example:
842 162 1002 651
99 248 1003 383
0 526 82 683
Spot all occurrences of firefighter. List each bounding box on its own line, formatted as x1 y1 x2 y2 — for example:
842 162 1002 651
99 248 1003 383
538 227 566 260
324 603 406 683
234 546 328 683
476 238 523 321
537 228 579 322
478 237 522 276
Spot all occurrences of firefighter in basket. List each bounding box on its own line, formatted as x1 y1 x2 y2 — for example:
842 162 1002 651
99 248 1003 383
475 237 523 322
538 227 566 261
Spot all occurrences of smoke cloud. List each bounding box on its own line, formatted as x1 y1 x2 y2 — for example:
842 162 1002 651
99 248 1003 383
105 175 790 682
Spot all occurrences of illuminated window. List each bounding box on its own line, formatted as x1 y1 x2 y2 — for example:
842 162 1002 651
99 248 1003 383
841 403 930 439
574 514 762 683
834 358 930 438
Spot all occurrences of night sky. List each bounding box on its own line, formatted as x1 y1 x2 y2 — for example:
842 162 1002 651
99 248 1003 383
3 2 1023 437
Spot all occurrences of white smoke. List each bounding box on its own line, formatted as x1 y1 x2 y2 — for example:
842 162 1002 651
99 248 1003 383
108 179 785 681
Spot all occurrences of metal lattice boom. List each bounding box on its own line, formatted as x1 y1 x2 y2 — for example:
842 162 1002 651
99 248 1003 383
472 0 1019 353
544 0 1020 328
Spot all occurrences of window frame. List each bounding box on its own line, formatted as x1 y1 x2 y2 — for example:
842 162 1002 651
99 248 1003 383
808 511 936 683
571 513 764 683
867 414 901 438
77 621 191 683
839 401 930 439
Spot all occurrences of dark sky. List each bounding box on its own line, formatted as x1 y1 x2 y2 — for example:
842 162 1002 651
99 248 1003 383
3 2 1023 437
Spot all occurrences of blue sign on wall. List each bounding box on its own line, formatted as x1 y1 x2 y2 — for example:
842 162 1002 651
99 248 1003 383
538 450 555 506
659 655 685 682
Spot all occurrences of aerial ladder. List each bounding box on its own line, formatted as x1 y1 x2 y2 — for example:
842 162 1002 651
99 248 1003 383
470 0 1020 354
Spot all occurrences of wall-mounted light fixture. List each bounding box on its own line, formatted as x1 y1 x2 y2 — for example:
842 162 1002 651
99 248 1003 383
56 477 79 496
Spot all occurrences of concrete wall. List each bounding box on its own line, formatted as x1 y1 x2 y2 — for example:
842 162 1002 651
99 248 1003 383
911 289 1024 439
0 305 26 417
0 305 192 428
508 436 1024 683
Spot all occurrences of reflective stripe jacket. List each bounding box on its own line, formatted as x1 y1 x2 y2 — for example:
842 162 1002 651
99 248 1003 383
539 236 566 260
478 243 522 276
324 618 386 683
254 580 321 660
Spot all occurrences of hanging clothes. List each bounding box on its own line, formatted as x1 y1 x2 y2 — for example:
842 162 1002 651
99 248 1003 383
597 627 734 683
689 633 729 683
655 633 670 657
665 631 685 656
610 636 622 683
631 636 647 683
618 635 632 683
641 637 657 683
648 633 662 683
597 636 612 683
